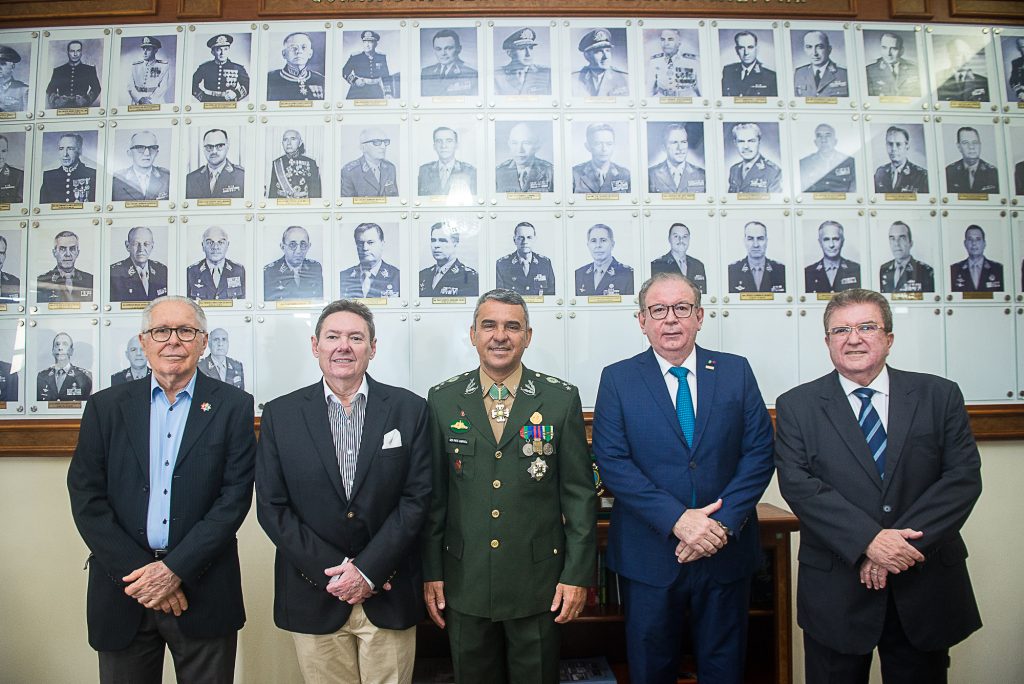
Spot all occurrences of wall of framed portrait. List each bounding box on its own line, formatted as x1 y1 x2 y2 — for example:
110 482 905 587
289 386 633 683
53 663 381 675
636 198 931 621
2 17 1024 420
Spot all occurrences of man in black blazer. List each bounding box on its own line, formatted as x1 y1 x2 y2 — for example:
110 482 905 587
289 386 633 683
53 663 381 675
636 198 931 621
775 289 981 683
257 299 430 682
67 295 256 683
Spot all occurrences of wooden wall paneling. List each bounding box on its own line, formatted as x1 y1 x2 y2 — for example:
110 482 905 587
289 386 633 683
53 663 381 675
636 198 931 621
0 0 156 21
950 0 1024 19
891 0 934 19
178 0 222 19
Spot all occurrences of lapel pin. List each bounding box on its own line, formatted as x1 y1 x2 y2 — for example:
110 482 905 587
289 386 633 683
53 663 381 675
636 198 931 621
201 402 212 412
705 360 716 371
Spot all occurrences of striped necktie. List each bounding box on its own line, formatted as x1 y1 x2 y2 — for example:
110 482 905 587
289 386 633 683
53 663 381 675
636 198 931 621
853 387 886 478
668 366 695 447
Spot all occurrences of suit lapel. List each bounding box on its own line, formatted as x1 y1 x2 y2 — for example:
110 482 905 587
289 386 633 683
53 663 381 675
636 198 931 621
639 348 686 447
881 368 917 492
349 377 391 501
691 346 716 452
821 372 883 490
119 379 153 478
175 373 220 470
302 382 348 503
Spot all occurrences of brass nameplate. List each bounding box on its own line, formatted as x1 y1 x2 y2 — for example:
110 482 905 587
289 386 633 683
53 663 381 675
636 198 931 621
734 96 767 104
661 192 696 200
522 296 544 303
891 292 923 301
815 293 836 301
0 401 6 409
1019 102 1024 110
506 192 541 200
587 295 622 303
737 192 769 201
56 107 89 116
51 202 84 210
119 301 147 310
198 198 232 206
0 113 16 120
276 198 311 206
740 293 774 301
0 304 7 312
49 401 83 409
950 101 981 109
204 102 237 110
124 200 159 208
48 302 81 310
353 196 387 205
806 97 838 105
584 193 619 200
354 99 387 107
813 192 847 200
880 96 914 104
199 299 235 307
432 297 466 304
280 101 314 108
883 193 916 201
957 193 988 201
276 300 313 309
584 97 616 104
0 203 10 211
659 96 693 105
128 104 160 112
355 297 387 306
963 292 994 300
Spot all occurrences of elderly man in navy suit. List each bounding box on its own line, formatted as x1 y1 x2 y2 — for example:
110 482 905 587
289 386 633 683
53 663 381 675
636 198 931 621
594 272 774 684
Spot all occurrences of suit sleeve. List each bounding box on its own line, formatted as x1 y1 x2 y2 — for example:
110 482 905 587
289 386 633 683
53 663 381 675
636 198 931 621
353 398 433 586
592 366 686 538
67 397 155 579
255 403 346 586
711 359 775 533
892 382 982 555
162 393 256 585
774 393 883 565
421 390 449 582
558 389 598 587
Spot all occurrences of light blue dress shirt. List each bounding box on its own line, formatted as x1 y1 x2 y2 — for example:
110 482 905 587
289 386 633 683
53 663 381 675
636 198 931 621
146 372 197 550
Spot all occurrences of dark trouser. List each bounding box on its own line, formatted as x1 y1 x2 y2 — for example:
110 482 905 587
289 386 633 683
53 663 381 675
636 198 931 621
446 606 560 684
804 593 950 684
620 563 751 684
98 609 237 684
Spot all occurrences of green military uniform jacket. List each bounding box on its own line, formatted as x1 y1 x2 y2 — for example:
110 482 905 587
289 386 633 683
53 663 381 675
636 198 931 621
423 366 596 621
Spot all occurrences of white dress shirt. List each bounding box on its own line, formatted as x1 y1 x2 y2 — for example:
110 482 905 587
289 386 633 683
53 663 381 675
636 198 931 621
653 346 698 416
837 366 890 431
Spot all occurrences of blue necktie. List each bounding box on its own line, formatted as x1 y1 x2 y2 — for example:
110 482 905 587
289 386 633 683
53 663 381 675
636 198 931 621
853 387 887 478
668 367 695 447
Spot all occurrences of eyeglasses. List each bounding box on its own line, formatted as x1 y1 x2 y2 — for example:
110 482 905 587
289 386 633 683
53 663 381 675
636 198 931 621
284 241 309 250
144 326 206 342
646 303 696 320
203 143 228 152
363 138 390 147
826 323 885 338
130 145 159 153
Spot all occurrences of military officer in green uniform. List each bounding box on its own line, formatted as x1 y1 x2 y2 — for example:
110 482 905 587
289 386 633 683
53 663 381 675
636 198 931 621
423 289 596 683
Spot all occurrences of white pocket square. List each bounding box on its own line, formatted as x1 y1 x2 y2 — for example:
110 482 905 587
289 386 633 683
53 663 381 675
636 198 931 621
382 429 402 449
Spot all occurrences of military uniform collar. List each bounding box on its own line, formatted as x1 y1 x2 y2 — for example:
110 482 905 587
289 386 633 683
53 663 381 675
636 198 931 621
62 162 80 174
434 257 457 276
478 365 523 399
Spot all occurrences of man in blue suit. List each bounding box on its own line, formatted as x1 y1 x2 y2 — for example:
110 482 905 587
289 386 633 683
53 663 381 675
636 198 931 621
593 271 775 684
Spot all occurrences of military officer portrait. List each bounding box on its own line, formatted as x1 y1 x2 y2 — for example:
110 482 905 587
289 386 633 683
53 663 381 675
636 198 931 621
198 327 245 390
495 221 556 296
108 335 151 386
110 129 172 202
728 220 787 294
191 33 251 103
494 121 555 194
650 222 708 293
647 122 706 195
419 221 479 298
571 122 632 194
720 29 778 97
878 220 935 293
262 225 323 302
417 125 477 199
1003 36 1024 102
0 45 32 113
121 35 173 106
185 128 246 200
944 125 999 195
0 133 25 204
872 124 929 194
45 39 102 109
35 230 94 304
339 222 401 299
186 225 247 301
799 123 857 194
38 131 98 205
725 122 783 194
863 29 921 98
340 126 399 198
266 128 322 200
266 31 326 102
645 28 701 98
423 290 596 684
494 27 552 97
950 224 1004 292
341 29 397 100
574 223 634 296
791 30 849 98
0 329 19 401
36 331 92 401
419 28 479 98
804 220 862 293
108 226 169 302
934 35 990 103
0 232 22 303
571 28 630 98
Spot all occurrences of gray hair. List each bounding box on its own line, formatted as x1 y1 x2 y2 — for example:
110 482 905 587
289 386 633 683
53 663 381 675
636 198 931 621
141 295 208 333
824 288 892 333
639 272 702 311
472 289 530 329
315 299 375 340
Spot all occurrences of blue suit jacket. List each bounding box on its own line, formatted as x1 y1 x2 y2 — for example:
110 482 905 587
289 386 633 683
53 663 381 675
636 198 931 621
593 346 774 587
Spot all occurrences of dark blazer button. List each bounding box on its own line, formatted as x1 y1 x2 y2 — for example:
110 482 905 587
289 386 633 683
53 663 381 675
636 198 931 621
882 505 892 513
689 461 697 470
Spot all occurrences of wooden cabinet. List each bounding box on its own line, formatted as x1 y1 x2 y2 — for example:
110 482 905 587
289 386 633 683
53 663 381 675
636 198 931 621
417 502 799 684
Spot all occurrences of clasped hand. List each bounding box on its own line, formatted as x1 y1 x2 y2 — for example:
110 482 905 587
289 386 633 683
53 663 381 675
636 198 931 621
672 498 728 563
123 561 187 616
325 560 373 605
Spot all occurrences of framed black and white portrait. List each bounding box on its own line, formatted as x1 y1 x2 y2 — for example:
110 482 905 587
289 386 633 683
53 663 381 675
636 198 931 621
39 28 108 117
937 118 1005 205
568 210 638 301
258 117 331 208
337 215 407 304
28 315 98 412
99 318 151 390
721 117 788 201
0 125 32 215
796 211 866 297
182 117 253 210
720 210 792 300
33 122 104 214
491 117 561 203
103 219 174 308
490 22 557 103
488 210 564 299
0 316 24 410
866 117 936 204
256 215 329 306
28 218 99 310
181 214 253 307
197 313 253 391
942 208 1009 299
0 32 37 119
643 208 719 296
640 21 707 107
106 120 178 210
868 208 941 299
416 23 482 105
643 119 711 203
416 213 481 302
0 222 26 307
337 23 405 106
790 112 863 203
784 22 855 107
337 117 405 205
856 24 927 109
412 115 484 205
260 24 330 110
996 30 1024 108
927 26 996 110
569 117 637 203
186 24 254 110
713 20 781 105
566 22 632 104
112 26 181 114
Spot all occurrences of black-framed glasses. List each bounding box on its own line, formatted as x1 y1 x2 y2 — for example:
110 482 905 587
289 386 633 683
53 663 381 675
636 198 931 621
826 323 885 338
130 145 159 153
646 303 696 320
363 138 390 147
144 326 206 342
203 143 228 152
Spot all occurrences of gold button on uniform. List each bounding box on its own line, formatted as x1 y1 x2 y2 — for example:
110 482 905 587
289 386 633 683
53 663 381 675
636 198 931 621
492 479 501 489
491 509 500 518
346 511 355 519
553 548 559 555
495 450 502 459
490 539 500 548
